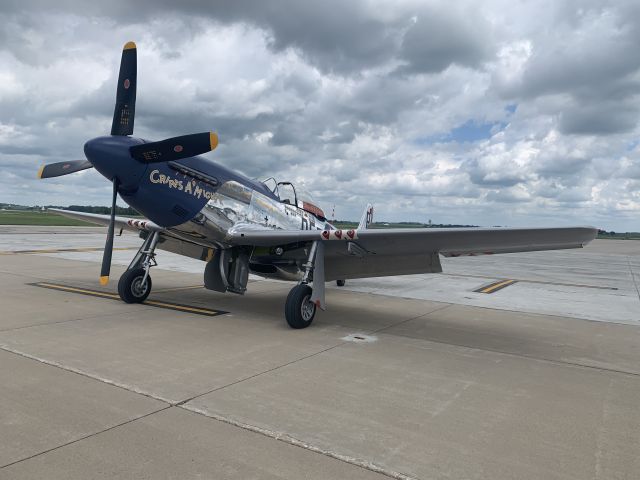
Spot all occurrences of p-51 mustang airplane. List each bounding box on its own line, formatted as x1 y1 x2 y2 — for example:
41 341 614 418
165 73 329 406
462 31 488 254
39 42 597 328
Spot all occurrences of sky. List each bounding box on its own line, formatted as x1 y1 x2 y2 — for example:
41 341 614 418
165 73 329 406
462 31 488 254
1 0 639 230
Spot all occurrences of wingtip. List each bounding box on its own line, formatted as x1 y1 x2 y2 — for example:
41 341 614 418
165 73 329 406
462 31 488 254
37 165 45 179
99 276 109 286
123 41 136 50
210 132 219 151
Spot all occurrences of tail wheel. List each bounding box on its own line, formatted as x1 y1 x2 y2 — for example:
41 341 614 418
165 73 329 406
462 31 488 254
118 267 152 303
285 284 316 329
336 279 345 287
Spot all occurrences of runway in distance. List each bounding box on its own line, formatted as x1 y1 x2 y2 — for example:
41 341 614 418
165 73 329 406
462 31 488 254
38 42 598 328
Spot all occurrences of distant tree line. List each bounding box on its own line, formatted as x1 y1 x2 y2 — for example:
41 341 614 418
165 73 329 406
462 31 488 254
66 205 140 216
0 203 140 216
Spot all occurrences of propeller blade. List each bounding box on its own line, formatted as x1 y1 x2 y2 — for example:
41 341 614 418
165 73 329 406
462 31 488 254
37 160 93 179
111 41 137 136
99 178 119 285
129 132 218 163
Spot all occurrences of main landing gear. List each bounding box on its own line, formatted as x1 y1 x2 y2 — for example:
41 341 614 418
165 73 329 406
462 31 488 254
118 231 158 304
285 284 316 329
285 241 325 329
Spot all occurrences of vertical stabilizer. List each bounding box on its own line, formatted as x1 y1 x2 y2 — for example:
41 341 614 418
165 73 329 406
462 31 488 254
358 204 374 229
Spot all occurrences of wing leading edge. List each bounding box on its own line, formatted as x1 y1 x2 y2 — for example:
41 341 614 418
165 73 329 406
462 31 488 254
231 225 597 281
228 225 597 255
48 208 162 233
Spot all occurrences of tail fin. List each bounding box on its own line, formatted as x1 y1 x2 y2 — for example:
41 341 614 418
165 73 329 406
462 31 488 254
358 204 374 230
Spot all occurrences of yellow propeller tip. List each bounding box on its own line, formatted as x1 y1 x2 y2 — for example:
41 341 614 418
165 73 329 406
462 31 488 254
209 132 219 151
99 276 109 285
123 41 136 50
36 165 45 179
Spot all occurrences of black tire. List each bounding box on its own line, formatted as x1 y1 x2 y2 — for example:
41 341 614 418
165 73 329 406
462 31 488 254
118 267 152 303
336 279 346 287
285 284 316 329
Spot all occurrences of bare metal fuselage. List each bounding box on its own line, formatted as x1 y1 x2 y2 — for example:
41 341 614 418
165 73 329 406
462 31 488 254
162 180 329 281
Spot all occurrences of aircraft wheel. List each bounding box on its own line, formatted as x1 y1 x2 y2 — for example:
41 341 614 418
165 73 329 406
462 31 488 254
118 267 152 303
336 279 345 287
285 284 315 329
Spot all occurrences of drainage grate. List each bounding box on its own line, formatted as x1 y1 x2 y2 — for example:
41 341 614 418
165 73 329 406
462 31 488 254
341 333 378 343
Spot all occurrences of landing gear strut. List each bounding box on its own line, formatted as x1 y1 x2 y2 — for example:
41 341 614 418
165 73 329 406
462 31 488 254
118 231 158 304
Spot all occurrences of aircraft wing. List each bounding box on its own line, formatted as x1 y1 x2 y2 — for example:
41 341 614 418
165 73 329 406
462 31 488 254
48 208 163 233
229 226 596 254
230 226 598 280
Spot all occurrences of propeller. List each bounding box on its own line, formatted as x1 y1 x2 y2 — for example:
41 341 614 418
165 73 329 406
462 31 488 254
130 132 218 163
111 41 137 136
37 160 93 179
36 40 220 285
100 178 119 285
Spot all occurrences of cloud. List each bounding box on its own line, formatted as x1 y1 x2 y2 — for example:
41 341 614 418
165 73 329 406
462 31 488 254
1 1 640 230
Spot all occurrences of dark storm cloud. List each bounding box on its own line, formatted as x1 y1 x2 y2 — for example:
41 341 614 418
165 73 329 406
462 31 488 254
496 1 640 135
559 102 639 135
398 8 493 74
0 0 497 76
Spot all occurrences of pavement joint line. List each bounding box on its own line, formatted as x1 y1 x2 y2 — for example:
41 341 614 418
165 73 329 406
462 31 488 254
0 342 417 480
0 405 172 470
358 290 640 327
179 405 419 480
175 340 351 407
378 331 640 379
0 308 131 333
371 304 454 335
627 257 640 302
175 307 454 408
0 345 176 405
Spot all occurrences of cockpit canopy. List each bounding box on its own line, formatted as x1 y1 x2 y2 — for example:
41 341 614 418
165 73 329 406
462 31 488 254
262 177 326 220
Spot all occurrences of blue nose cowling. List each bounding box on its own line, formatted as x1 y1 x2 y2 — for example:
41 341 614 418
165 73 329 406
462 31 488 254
84 135 210 227
84 136 148 193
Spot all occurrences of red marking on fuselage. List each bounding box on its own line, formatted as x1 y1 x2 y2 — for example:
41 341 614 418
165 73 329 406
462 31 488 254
124 79 130 89
174 145 183 153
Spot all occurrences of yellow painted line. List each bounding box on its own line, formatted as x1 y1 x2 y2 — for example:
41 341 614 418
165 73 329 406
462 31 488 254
144 300 214 315
475 279 518 294
0 247 136 255
31 282 226 317
37 282 120 299
153 285 204 293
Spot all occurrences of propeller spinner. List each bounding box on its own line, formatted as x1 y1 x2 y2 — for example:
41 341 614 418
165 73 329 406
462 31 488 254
37 41 219 285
